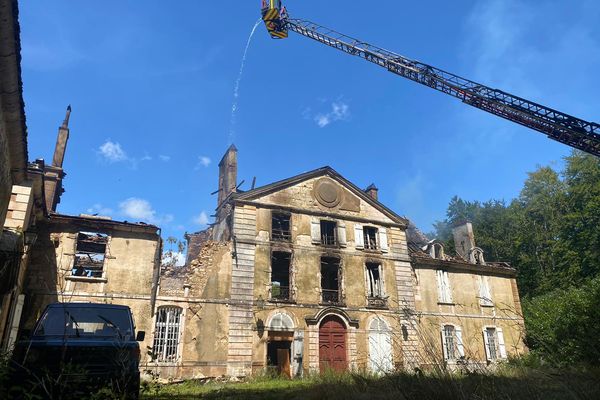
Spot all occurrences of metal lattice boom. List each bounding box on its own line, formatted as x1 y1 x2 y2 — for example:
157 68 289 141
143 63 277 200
285 18 600 157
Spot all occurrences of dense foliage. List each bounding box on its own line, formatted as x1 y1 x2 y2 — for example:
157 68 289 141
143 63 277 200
432 151 600 366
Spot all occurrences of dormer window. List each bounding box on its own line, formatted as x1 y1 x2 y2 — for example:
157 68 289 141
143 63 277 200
470 248 485 265
430 243 444 260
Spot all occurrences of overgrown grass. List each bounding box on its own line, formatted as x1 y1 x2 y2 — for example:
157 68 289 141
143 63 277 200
141 365 600 400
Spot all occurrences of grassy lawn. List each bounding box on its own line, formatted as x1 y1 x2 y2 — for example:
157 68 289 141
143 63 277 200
141 367 600 400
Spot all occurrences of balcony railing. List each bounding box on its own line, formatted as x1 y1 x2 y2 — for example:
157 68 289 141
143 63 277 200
321 289 341 305
270 285 291 301
272 228 291 242
367 296 388 309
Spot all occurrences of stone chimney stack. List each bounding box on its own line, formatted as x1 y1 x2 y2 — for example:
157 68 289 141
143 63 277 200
52 105 71 168
452 220 476 260
217 144 238 207
365 183 378 201
44 106 71 212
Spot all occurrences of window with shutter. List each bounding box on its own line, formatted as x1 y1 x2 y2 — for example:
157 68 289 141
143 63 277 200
310 220 321 244
484 327 498 361
436 270 452 303
337 222 347 247
379 228 389 253
442 325 456 361
354 224 364 249
479 276 493 306
455 326 465 358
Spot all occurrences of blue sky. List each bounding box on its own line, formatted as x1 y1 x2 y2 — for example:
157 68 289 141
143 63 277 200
19 1 600 260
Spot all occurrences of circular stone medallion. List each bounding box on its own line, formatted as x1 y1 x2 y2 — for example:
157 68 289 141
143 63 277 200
314 178 341 208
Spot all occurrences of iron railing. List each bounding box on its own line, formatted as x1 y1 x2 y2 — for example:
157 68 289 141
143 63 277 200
270 285 291 301
321 289 341 305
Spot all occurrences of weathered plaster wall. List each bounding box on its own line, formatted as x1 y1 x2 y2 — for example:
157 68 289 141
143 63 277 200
413 265 526 366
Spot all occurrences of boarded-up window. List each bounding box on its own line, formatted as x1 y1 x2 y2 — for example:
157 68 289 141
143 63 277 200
72 232 108 278
152 306 182 362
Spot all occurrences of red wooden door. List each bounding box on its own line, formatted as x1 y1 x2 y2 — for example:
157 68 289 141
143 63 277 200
319 316 347 372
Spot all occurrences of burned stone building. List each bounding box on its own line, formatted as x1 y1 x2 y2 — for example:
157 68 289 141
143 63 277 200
150 146 526 378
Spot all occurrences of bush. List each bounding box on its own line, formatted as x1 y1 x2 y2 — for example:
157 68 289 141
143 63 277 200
523 276 600 366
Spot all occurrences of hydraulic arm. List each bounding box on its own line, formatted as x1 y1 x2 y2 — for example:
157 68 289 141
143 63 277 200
261 3 600 157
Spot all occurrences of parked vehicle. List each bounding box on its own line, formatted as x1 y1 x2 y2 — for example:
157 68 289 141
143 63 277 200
10 302 145 399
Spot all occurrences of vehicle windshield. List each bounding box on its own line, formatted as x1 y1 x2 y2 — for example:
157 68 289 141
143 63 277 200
33 307 133 339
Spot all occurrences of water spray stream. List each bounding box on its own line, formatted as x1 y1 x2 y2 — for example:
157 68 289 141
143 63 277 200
229 18 262 144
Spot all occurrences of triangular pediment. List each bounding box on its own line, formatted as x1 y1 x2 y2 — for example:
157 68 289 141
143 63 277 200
234 167 407 226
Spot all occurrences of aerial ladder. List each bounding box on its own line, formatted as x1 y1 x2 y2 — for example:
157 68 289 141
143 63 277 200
261 1 600 157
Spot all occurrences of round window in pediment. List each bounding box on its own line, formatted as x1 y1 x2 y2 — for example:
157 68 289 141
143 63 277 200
314 178 341 208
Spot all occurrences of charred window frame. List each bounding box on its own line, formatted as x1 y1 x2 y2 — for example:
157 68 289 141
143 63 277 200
366 262 383 298
72 232 109 278
272 212 291 242
270 251 292 302
363 226 378 250
320 256 342 305
320 220 337 246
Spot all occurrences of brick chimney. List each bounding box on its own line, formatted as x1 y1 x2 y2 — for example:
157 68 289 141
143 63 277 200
217 144 238 207
452 220 476 260
365 183 378 201
44 106 71 212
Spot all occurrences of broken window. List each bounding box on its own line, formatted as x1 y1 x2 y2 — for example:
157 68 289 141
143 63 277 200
366 262 387 308
363 227 378 250
321 257 341 304
271 252 291 301
72 232 108 278
272 212 291 242
152 306 182 362
320 221 337 246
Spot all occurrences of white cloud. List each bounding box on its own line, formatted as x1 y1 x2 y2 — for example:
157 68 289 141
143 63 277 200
159 155 171 162
162 251 186 267
199 156 211 167
98 141 127 162
313 101 350 128
86 204 113 216
119 197 173 226
193 211 209 226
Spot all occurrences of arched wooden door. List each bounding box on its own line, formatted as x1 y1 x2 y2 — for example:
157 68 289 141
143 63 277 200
319 316 347 372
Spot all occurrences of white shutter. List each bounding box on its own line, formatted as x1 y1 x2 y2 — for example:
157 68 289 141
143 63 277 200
354 224 364 249
483 328 491 361
436 270 445 302
479 276 493 306
311 219 321 244
444 271 453 303
455 326 465 358
378 228 389 253
337 222 347 247
497 328 507 359
440 326 448 360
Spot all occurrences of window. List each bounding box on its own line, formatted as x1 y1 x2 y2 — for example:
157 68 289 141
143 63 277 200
366 263 386 308
436 270 453 303
320 221 337 246
470 248 485 265
271 252 291 301
321 257 341 304
72 232 108 278
272 212 291 242
368 318 393 373
441 325 464 361
483 327 507 361
479 276 493 306
152 306 182 362
363 227 378 250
